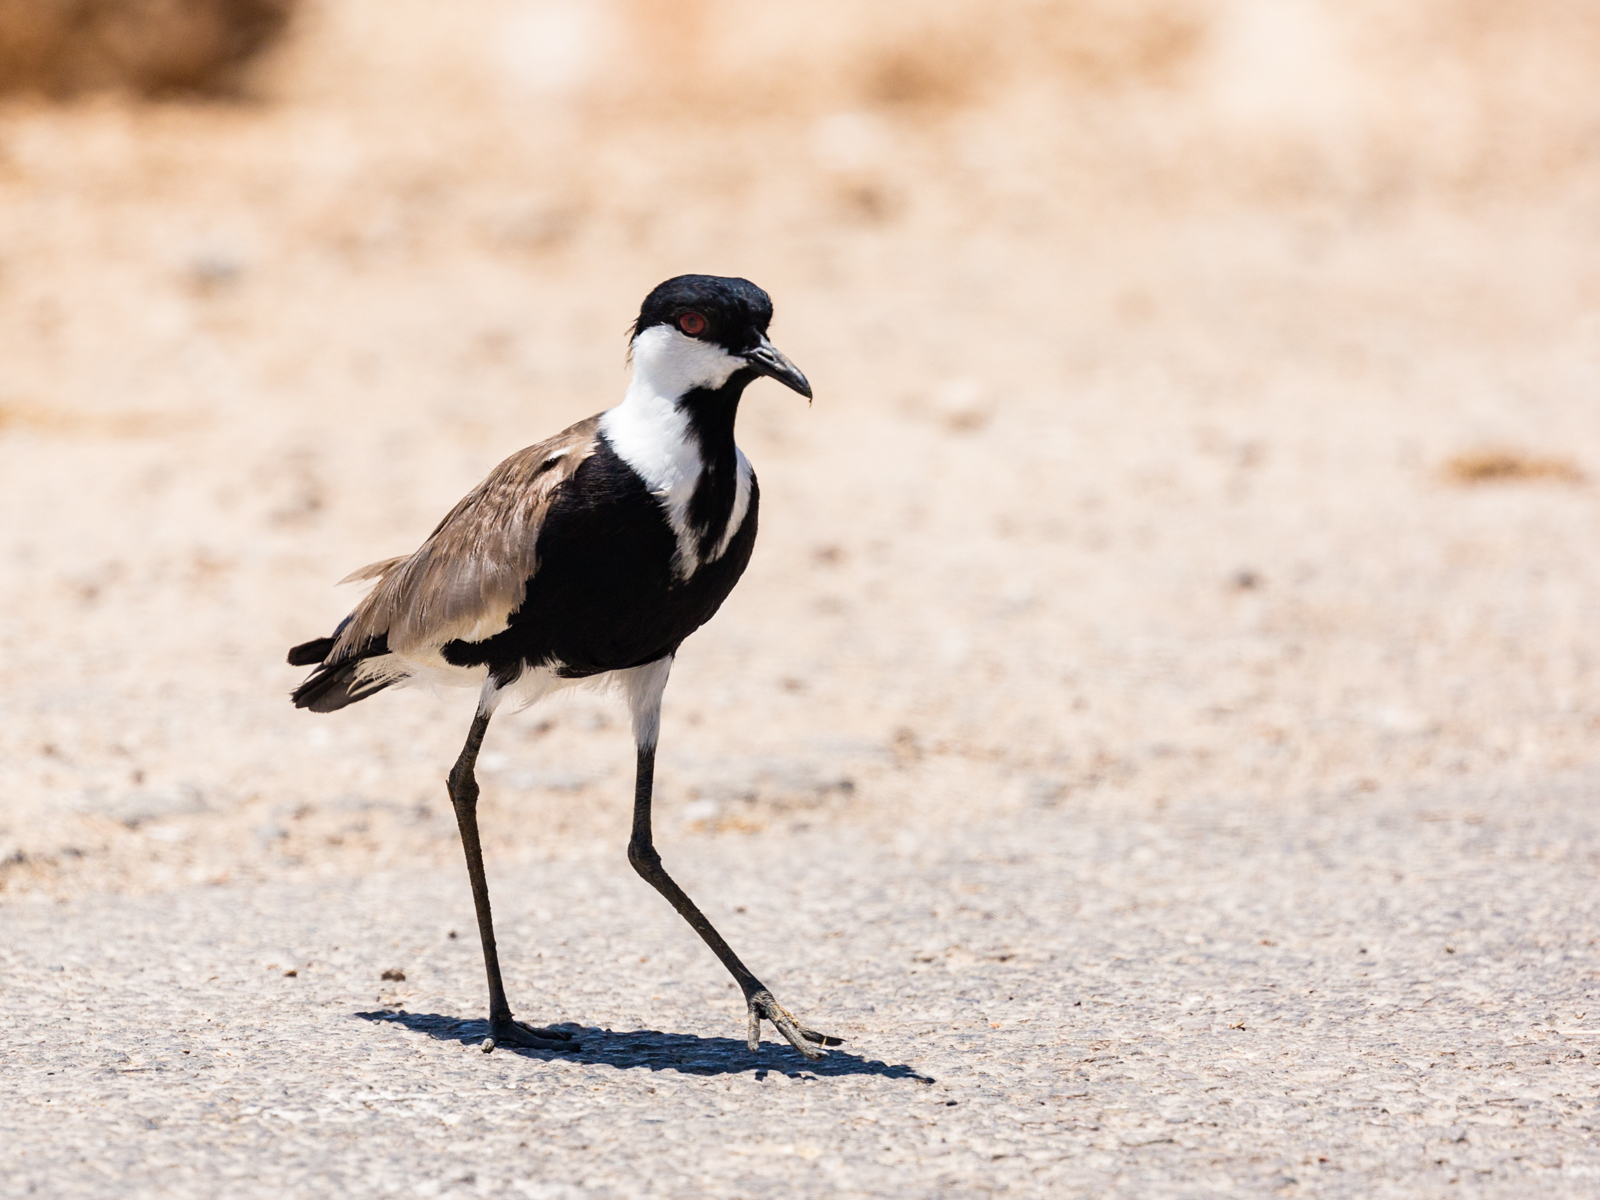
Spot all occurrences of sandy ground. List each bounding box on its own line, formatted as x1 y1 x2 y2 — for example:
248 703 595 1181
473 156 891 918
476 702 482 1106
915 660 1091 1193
4 1 1600 1194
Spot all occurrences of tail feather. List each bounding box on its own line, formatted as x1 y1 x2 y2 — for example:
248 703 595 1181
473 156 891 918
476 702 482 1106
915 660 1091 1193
288 625 394 712
287 636 336 667
292 659 396 712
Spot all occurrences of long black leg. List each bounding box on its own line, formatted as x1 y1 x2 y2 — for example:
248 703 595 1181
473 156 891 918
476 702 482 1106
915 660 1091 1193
626 743 842 1059
447 709 577 1053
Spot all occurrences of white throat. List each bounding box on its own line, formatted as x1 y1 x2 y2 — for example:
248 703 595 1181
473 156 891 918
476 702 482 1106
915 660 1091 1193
599 325 754 580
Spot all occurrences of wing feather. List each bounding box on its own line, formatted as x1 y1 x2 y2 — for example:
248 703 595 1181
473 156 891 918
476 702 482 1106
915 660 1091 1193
333 416 600 659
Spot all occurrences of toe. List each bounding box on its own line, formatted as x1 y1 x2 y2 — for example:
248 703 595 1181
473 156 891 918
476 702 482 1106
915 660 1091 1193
521 1026 575 1041
747 993 835 1060
800 1027 845 1047
491 1020 582 1052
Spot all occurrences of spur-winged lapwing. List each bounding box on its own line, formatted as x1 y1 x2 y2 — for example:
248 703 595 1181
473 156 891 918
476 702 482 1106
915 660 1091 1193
287 275 839 1059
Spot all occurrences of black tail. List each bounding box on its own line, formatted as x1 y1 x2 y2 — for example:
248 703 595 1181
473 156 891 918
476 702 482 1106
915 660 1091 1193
288 626 394 713
287 636 336 666
291 658 395 712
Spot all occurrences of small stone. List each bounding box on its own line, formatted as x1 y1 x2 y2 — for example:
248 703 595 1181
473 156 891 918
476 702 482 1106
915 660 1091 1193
381 968 405 981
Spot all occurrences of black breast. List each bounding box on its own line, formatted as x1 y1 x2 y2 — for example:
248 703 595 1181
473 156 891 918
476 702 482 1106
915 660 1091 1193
441 438 758 682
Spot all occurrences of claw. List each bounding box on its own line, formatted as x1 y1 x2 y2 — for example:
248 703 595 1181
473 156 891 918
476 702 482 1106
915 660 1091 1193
745 989 842 1061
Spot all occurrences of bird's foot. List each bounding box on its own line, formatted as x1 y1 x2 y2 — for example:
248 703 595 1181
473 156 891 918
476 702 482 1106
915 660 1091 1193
482 1018 581 1053
746 989 843 1061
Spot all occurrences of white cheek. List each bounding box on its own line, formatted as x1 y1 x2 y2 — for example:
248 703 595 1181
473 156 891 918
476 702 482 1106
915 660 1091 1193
629 325 744 396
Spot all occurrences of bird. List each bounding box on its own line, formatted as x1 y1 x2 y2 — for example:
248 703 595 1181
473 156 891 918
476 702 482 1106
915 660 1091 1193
286 275 840 1060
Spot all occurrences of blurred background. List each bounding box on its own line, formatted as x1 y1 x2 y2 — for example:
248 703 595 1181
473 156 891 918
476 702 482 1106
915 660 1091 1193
2 0 1598 896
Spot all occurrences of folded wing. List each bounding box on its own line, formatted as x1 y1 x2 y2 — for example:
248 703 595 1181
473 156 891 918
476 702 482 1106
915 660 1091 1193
336 416 602 660
288 416 601 711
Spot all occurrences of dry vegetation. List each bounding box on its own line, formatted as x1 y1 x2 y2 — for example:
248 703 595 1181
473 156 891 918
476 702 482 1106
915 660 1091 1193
1 0 1598 897
1444 450 1586 486
0 0 294 97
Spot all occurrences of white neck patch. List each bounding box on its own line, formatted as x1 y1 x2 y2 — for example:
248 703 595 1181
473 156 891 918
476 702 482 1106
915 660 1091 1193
629 324 746 397
600 325 754 579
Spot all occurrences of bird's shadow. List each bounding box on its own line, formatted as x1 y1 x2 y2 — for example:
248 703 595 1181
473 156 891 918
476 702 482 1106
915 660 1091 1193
355 1009 934 1082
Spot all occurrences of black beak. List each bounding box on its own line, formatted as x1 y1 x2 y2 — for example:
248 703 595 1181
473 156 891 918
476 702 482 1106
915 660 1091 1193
743 335 812 400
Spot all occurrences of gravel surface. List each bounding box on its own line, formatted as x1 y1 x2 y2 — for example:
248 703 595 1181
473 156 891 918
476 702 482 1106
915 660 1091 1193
8 776 1600 1198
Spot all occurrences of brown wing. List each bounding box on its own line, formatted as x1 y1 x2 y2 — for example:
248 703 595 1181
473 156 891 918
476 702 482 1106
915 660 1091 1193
333 416 600 659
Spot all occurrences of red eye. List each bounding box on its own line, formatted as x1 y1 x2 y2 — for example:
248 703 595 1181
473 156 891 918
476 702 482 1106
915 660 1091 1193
678 311 707 336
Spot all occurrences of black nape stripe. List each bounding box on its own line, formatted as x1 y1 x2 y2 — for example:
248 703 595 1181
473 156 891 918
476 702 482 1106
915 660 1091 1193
679 366 757 561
